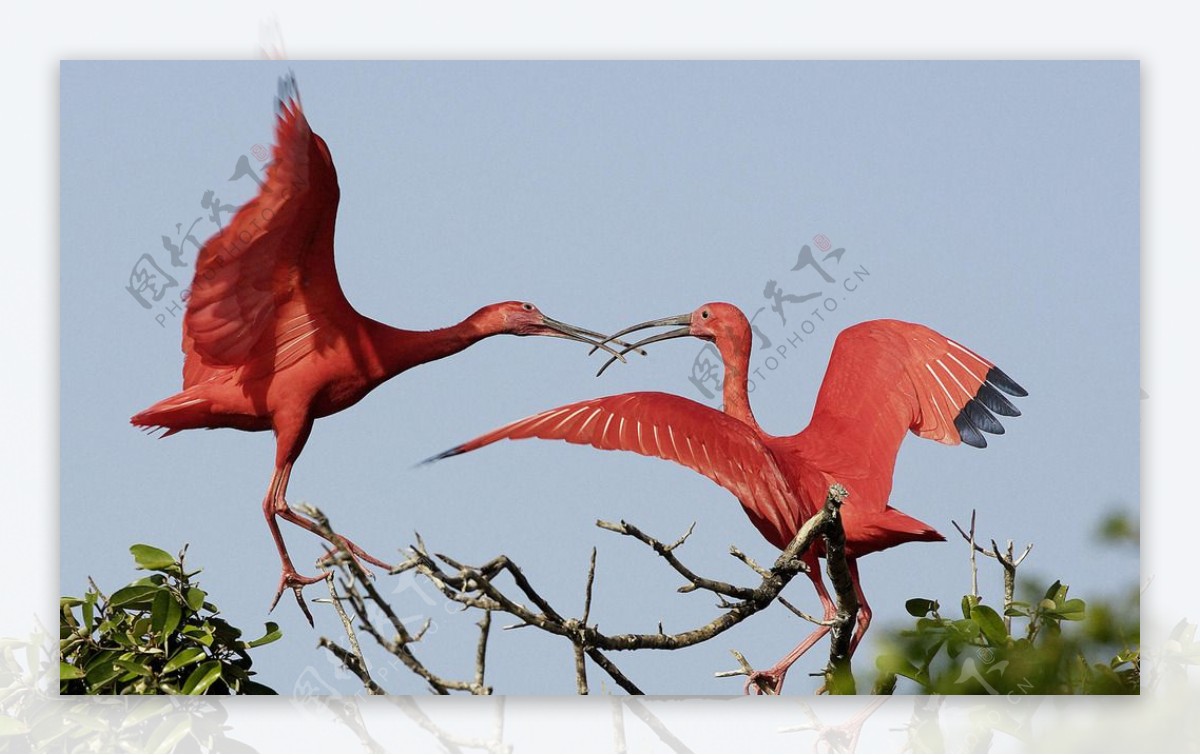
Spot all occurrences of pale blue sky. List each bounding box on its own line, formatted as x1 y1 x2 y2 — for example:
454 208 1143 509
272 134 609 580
61 61 1138 695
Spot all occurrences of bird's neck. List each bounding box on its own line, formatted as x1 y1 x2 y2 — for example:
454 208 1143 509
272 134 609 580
366 312 491 381
716 334 761 433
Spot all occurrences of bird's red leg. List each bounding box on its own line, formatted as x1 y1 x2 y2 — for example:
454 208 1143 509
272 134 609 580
745 554 836 694
745 559 873 693
265 417 392 572
261 415 391 609
848 559 872 654
273 506 394 571
263 460 328 625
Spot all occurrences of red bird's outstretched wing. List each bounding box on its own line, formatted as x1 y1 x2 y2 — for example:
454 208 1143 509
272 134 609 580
429 392 808 548
181 74 353 386
786 319 1026 512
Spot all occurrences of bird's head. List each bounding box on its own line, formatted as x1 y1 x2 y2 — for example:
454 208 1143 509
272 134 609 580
593 302 751 376
477 301 631 362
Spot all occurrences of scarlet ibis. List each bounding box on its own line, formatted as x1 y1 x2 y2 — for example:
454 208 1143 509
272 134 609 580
130 75 631 623
427 302 1026 692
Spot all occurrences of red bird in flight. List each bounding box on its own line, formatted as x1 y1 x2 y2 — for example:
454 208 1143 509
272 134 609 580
427 302 1026 692
131 75 630 623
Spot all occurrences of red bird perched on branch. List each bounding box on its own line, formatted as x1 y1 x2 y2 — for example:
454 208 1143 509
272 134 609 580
427 302 1026 692
131 75 630 623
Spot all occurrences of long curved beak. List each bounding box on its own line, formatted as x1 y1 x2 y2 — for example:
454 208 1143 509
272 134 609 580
538 316 634 363
593 313 694 377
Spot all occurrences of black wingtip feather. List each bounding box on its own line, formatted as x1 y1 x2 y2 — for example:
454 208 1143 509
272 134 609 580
963 398 1005 435
418 446 465 467
954 413 988 448
986 366 1028 398
955 364 1028 448
975 381 1021 417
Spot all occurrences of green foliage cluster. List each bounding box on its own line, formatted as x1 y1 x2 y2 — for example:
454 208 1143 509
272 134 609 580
60 545 281 695
874 580 1139 695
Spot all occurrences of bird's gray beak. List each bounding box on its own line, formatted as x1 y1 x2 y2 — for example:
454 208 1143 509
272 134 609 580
594 313 694 377
538 316 634 364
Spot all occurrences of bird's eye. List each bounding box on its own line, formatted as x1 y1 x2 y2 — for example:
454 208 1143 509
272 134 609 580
522 303 534 311
701 310 710 319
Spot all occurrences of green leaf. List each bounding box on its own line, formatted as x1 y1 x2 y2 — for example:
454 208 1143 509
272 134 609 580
1043 580 1068 604
114 658 153 678
950 618 978 638
905 598 938 617
130 544 177 571
84 659 123 690
185 587 207 612
181 661 222 695
239 679 279 695
109 584 161 608
162 647 207 674
916 617 946 632
923 637 946 667
1004 600 1031 618
1086 662 1127 693
59 662 84 680
132 617 153 638
961 594 980 619
245 622 282 649
971 604 1009 646
182 626 214 647
82 593 96 634
1056 598 1087 621
220 660 249 685
151 590 183 637
875 653 928 686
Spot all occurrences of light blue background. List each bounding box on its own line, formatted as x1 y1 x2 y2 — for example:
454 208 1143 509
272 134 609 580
61 61 1138 695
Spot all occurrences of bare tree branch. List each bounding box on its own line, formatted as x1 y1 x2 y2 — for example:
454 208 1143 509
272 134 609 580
821 484 858 693
307 484 854 695
314 572 384 695
952 512 1033 633
595 520 756 599
303 505 490 696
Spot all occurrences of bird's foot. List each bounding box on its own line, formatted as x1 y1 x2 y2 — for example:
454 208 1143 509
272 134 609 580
317 534 394 575
268 567 330 626
744 667 787 695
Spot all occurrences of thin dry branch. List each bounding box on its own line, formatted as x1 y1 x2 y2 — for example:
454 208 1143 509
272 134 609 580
304 505 490 695
594 520 756 599
820 484 858 692
314 573 384 695
308 484 854 695
952 512 1033 633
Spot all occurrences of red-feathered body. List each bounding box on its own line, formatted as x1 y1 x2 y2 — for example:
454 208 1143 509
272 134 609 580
131 75 626 622
434 303 1027 691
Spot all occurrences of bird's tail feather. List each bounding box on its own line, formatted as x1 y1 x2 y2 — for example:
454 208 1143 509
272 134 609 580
130 389 213 436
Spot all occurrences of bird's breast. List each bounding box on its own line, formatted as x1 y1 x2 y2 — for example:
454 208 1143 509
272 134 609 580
309 373 377 418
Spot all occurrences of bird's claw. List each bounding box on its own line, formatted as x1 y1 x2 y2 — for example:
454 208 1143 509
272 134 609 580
268 568 330 627
744 668 786 695
317 536 394 575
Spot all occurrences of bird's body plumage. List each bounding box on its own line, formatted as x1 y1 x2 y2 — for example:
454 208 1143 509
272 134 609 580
132 76 627 621
434 303 1026 691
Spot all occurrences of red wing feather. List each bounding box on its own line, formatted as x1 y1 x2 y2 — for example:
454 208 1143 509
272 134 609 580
785 320 1026 512
181 74 352 385
430 392 809 548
